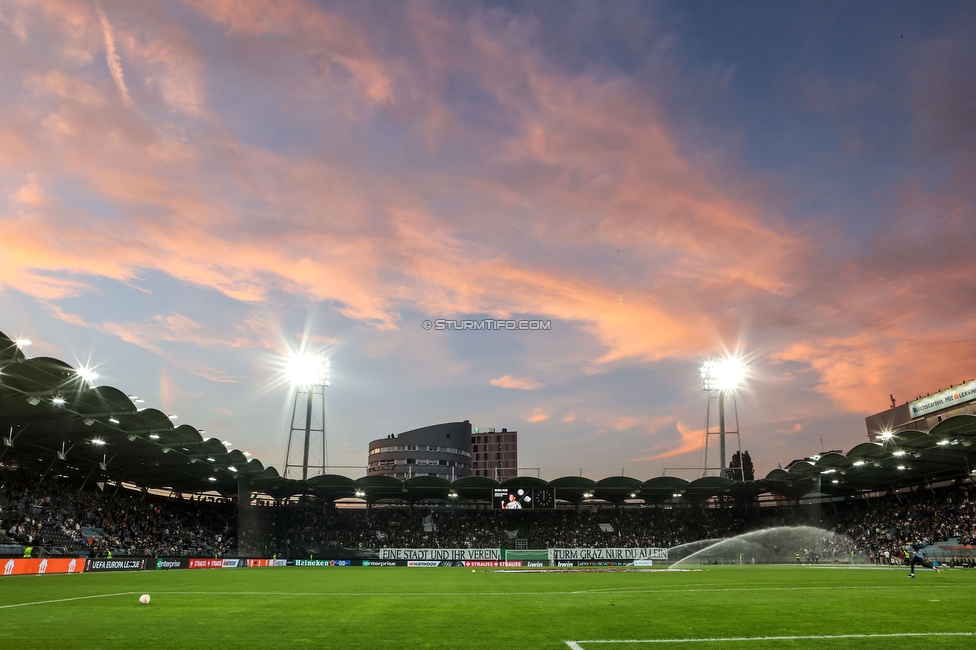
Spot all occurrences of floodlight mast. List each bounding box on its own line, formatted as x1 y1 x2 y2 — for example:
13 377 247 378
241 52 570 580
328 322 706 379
700 358 745 480
282 355 330 481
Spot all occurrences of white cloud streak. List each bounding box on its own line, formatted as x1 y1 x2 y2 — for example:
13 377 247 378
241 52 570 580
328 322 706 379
96 3 131 106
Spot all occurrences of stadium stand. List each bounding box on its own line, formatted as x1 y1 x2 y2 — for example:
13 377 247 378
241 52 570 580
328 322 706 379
3 328 976 565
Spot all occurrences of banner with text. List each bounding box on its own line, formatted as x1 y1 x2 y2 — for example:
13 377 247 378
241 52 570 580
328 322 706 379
909 380 976 418
379 548 502 561
152 558 189 570
549 547 668 561
84 558 145 572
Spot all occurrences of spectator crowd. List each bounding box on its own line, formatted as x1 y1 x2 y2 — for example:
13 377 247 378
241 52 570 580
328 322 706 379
3 465 976 562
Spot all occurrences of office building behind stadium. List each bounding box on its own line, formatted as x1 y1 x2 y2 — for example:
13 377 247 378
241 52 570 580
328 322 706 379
367 422 473 480
366 423 519 481
471 427 518 480
866 379 976 442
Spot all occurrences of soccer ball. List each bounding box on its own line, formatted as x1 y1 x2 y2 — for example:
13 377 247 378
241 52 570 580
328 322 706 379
139 594 151 605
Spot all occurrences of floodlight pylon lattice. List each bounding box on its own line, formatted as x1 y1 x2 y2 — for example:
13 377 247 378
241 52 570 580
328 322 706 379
699 358 744 480
282 357 330 481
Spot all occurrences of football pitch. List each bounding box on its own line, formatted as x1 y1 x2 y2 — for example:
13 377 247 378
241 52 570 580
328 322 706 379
1 565 973 649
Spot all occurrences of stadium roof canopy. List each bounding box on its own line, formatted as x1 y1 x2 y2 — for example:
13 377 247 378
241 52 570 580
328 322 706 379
3 331 976 504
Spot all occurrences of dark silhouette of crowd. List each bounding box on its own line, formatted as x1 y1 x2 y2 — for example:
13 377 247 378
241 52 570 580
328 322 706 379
821 483 976 565
1 470 235 557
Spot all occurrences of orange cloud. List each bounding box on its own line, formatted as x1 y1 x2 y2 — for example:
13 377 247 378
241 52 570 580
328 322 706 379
523 407 549 423
489 374 542 390
642 421 703 461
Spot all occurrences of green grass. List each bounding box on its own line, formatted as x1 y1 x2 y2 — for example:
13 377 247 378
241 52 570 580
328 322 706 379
1 565 972 649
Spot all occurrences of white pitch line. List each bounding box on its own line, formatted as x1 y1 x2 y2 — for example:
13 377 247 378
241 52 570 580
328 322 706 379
565 632 976 646
0 591 137 610
143 583 976 599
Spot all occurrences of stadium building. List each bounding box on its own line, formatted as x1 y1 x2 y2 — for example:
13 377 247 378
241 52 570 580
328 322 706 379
367 422 473 480
866 379 976 443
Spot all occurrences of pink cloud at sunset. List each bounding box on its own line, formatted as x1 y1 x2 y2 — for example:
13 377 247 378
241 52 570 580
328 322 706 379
490 375 542 391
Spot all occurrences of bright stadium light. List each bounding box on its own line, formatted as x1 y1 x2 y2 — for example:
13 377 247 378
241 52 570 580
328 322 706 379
52 396 66 406
76 367 98 385
285 354 330 387
700 357 747 392
282 351 331 481
14 338 32 348
699 354 748 480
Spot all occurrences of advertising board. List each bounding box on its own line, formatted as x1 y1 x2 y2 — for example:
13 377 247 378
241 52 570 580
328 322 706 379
2 557 84 576
84 558 145 572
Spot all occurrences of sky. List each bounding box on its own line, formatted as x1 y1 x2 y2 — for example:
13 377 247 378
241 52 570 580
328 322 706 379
2 0 975 482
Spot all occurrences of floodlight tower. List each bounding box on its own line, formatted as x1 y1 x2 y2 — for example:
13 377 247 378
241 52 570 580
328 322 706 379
700 358 745 479
282 354 330 480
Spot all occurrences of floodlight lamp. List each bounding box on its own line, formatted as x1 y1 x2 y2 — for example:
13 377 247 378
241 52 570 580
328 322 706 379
672 493 682 498
892 450 906 457
879 430 894 441
228 466 237 472
76 367 98 385
285 354 330 387
52 396 66 406
15 338 32 348
831 479 839 484
149 434 160 440
91 438 105 446
897 465 906 470
700 357 746 392
355 490 366 498
108 417 120 424
26 396 41 406
208 477 217 482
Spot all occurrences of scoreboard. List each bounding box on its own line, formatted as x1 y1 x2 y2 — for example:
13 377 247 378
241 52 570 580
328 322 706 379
493 487 555 510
